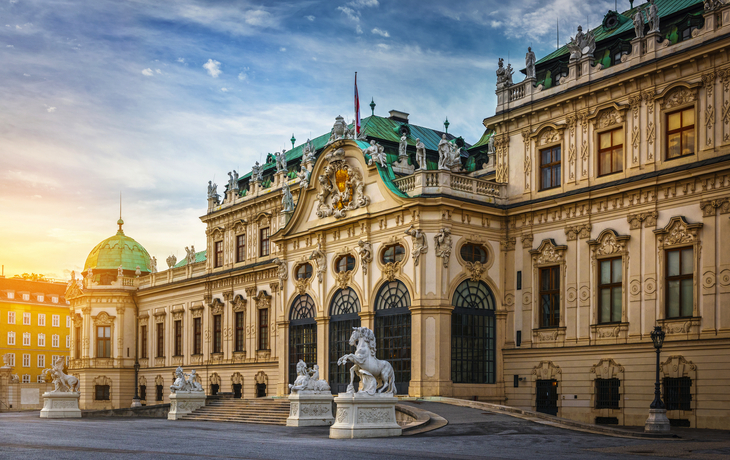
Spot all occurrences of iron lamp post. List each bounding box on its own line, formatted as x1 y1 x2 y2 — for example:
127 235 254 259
644 325 670 432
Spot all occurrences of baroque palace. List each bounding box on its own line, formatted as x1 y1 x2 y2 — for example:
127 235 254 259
64 0 730 429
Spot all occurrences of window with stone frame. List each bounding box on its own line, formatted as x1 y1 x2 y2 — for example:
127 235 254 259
214 241 223 268
595 378 621 409
381 244 405 264
597 128 623 176
598 257 622 323
539 146 561 190
460 243 487 264
37 354 45 368
6 353 14 367
335 254 356 273
7 331 15 346
236 234 246 263
140 325 147 359
139 384 146 401
38 313 45 326
539 266 560 327
52 315 60 327
8 311 15 324
213 314 222 353
259 228 270 257
235 311 245 352
156 384 163 401
193 317 202 354
295 263 313 280
22 353 30 367
665 247 693 318
174 320 182 356
23 332 30 346
258 308 269 350
663 377 692 411
666 108 695 160
52 334 59 348
38 333 45 347
156 322 164 358
22 374 30 383
23 312 30 325
97 326 110 358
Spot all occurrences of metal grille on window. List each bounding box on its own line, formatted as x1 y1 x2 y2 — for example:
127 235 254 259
374 280 411 395
663 377 692 411
328 288 361 394
535 379 559 415
288 295 317 387
595 378 620 409
451 280 496 384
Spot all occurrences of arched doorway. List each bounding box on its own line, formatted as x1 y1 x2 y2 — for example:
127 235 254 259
328 287 361 394
288 294 317 387
374 280 411 395
451 279 496 384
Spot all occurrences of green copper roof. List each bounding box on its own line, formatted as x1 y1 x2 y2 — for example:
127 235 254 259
84 221 151 273
173 251 207 268
535 0 704 66
469 130 493 151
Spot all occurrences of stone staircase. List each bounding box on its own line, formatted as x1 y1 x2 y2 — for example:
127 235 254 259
181 397 290 425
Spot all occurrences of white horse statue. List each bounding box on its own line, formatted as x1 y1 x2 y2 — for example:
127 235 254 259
337 327 396 396
43 357 79 393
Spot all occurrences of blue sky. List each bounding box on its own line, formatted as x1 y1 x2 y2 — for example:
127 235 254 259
0 0 631 279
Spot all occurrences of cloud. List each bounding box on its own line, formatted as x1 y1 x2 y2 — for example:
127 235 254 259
279 47 286 52
237 72 247 81
141 68 154 76
305 15 315 21
155 69 162 74
177 57 185 63
348 0 378 7
355 24 363 34
47 107 56 113
221 87 228 92
6 44 13 48
371 28 389 37
376 43 390 51
337 6 359 22
23 73 29 76
203 59 221 77
242 9 272 26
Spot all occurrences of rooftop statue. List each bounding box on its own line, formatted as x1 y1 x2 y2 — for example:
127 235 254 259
166 254 177 269
415 138 426 170
281 180 294 212
364 140 387 168
150 256 157 273
337 327 396 395
251 161 263 183
645 0 659 33
487 134 495 156
288 360 331 394
302 139 316 164
43 357 80 393
496 57 511 89
705 0 726 12
633 8 645 38
437 134 462 171
118 265 124 277
398 132 408 159
207 181 220 203
1 353 12 368
275 150 288 173
525 47 536 79
185 245 196 265
297 163 311 189
568 25 597 61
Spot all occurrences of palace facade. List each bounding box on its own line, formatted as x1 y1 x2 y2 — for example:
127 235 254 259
66 0 730 429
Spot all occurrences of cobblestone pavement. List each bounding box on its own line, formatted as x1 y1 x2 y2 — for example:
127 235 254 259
0 402 728 460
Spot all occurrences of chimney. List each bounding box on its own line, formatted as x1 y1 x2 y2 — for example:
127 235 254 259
388 110 409 123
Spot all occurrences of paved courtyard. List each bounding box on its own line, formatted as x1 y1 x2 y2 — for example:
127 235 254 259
1 402 728 460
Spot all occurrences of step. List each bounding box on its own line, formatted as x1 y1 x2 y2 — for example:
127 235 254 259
180 398 291 425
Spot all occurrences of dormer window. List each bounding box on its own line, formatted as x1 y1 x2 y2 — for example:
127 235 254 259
22 293 29 301
7 292 14 300
52 296 58 303
37 295 44 302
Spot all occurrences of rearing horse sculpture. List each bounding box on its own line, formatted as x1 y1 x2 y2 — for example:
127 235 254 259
337 327 396 396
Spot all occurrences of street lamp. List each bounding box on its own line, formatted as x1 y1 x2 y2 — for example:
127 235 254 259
644 325 670 432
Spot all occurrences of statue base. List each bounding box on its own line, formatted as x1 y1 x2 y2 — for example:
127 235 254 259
168 391 206 420
287 393 335 427
329 393 402 439
644 408 671 433
40 392 81 418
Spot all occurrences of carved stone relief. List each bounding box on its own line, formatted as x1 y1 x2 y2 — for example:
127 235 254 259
315 148 369 219
532 360 562 380
662 87 697 110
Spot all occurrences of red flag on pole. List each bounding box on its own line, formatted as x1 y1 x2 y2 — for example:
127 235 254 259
354 72 361 136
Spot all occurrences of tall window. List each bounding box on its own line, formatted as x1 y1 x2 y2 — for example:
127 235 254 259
52 315 60 327
156 384 163 401
235 312 244 352
8 311 15 324
539 146 561 190
139 384 146 401
23 332 31 346
598 257 622 323
260 228 270 257
666 247 693 318
193 317 202 354
22 354 30 367
213 315 222 353
6 353 14 366
75 327 81 358
97 326 111 358
95 385 110 401
259 308 269 350
174 320 182 356
663 377 692 411
374 280 411 395
52 334 59 348
539 266 560 327
214 241 223 268
289 295 317 388
328 290 361 394
666 108 694 159
38 333 45 347
37 354 45 368
598 128 623 176
7 331 15 345
451 280 496 384
23 312 30 325
140 325 148 359
595 378 621 409
38 314 45 327
156 323 164 358
236 234 246 263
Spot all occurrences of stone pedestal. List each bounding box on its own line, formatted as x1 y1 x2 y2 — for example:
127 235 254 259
330 393 402 439
40 392 81 418
644 408 671 433
287 393 335 427
167 392 206 420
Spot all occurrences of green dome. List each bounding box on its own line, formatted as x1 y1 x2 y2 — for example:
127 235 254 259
84 220 151 273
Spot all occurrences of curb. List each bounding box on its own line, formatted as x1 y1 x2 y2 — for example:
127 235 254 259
421 397 678 440
396 403 448 436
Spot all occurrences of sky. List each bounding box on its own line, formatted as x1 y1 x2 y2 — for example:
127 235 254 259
0 0 634 281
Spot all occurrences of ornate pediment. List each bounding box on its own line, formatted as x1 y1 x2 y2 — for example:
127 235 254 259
654 216 703 248
210 298 224 315
538 128 561 145
588 229 630 256
661 355 696 379
662 87 697 110
254 290 271 310
232 294 247 313
590 358 624 379
593 108 622 128
65 280 83 300
232 219 247 233
530 239 567 265
93 311 115 326
315 148 370 219
532 360 562 380
207 226 225 239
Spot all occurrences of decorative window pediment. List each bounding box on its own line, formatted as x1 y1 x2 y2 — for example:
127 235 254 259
232 294 247 313
660 85 698 110
93 311 115 326
587 103 629 129
653 216 703 248
529 239 567 265
207 226 225 239
588 229 630 256
661 355 696 379
532 360 562 380
209 298 224 315
254 290 271 310
232 219 247 233
590 358 625 380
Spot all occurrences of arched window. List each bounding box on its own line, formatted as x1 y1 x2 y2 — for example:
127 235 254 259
295 263 313 280
289 295 317 387
374 280 411 394
381 244 405 264
328 288 361 393
460 243 487 264
451 280 496 384
335 254 356 273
